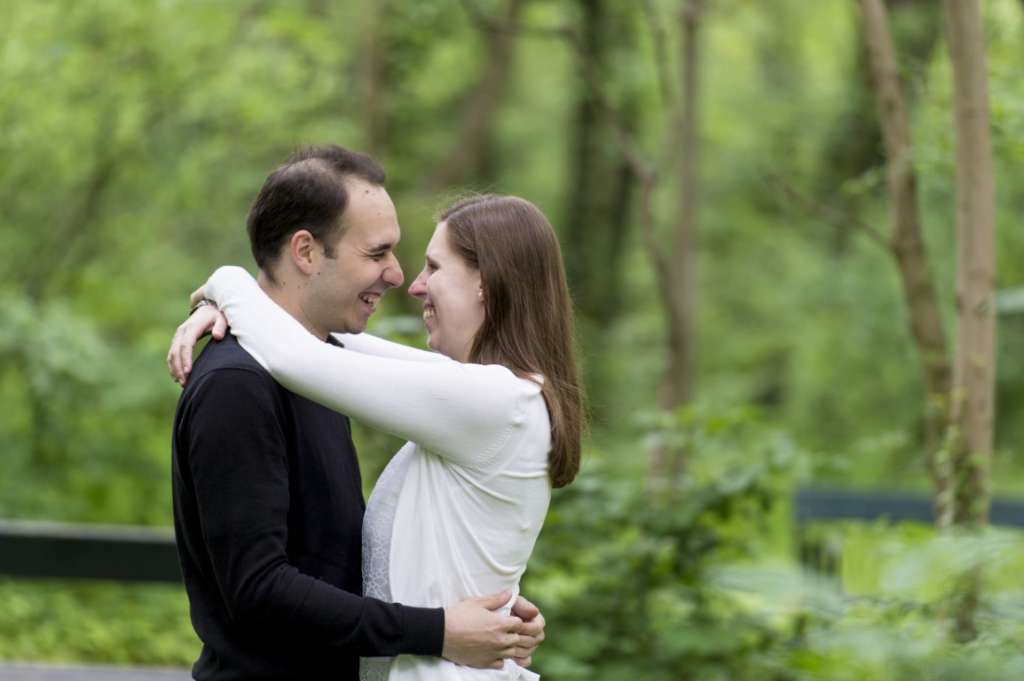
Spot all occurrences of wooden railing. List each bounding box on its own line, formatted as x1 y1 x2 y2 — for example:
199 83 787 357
0 521 184 679
0 519 179 583
794 487 1024 526
793 487 1024 574
3 489 1024 583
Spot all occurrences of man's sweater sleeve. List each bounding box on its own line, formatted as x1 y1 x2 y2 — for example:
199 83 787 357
182 367 444 656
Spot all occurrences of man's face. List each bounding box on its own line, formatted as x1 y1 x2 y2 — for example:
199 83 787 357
303 179 404 335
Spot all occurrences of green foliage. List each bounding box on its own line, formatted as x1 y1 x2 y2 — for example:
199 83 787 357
1 0 1023 674
0 290 179 523
0 580 195 666
526 411 1024 680
524 407 802 680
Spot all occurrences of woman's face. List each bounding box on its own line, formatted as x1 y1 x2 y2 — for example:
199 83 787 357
408 221 485 362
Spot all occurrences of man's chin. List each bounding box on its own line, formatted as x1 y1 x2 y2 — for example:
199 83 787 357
334 317 368 335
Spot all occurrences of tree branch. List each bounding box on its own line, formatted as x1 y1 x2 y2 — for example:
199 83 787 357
765 168 891 250
642 0 673 106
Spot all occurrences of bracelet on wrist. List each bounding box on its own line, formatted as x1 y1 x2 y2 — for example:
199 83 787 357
188 299 213 318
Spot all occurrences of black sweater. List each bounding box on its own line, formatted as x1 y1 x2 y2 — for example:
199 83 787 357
172 334 443 680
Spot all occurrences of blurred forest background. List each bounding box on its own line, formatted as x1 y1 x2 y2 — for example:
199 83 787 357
1 0 1023 678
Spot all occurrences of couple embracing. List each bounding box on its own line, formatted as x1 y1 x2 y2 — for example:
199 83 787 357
167 145 584 681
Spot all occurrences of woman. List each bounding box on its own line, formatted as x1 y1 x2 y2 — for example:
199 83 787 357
170 195 583 681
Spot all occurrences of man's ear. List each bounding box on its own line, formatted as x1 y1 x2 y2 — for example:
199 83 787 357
288 230 318 274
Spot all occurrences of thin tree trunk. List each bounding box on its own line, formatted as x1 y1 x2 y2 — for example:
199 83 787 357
945 0 997 642
563 0 638 422
859 0 953 525
564 0 607 318
945 0 997 528
822 0 942 256
648 0 702 488
428 0 524 190
663 0 700 412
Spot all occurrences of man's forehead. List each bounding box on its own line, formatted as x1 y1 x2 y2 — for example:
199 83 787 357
343 176 392 207
341 180 399 239
346 217 400 246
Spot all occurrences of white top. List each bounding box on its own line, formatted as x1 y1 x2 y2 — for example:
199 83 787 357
206 267 549 681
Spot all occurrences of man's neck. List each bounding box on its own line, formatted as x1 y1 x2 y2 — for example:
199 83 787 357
257 269 330 341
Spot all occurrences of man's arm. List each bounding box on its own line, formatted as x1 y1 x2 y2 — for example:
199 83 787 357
444 595 546 669
184 367 442 656
183 367 527 664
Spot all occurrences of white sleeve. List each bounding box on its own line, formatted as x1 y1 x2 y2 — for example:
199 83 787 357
205 266 536 467
330 332 448 363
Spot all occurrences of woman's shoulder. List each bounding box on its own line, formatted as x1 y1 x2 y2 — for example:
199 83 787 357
459 362 544 399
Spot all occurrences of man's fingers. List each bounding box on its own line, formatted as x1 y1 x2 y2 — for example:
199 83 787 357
508 644 535 659
510 595 539 621
514 632 541 654
512 656 532 668
517 615 545 638
498 635 535 660
499 631 524 656
502 616 524 635
511 633 540 659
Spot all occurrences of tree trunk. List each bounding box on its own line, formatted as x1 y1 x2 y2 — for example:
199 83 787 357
944 0 997 642
663 0 701 411
859 0 953 524
821 0 942 255
648 0 702 489
428 0 524 190
945 0 997 527
563 0 638 421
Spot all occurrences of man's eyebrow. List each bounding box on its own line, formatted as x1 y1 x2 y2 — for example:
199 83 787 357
366 242 394 254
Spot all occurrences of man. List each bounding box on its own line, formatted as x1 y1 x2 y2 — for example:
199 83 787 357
169 146 541 680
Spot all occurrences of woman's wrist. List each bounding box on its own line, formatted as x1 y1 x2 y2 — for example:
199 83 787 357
188 298 214 319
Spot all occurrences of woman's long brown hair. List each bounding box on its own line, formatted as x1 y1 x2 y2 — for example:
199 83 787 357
441 195 585 488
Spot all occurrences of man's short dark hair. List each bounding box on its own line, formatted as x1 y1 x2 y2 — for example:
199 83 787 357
247 145 386 274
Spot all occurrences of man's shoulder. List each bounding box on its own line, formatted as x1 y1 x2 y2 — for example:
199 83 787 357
192 333 266 376
181 335 276 401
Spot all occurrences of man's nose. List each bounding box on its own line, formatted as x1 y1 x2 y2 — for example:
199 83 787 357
383 255 404 288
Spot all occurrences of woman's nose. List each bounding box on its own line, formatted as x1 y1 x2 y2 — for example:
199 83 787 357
408 271 427 298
